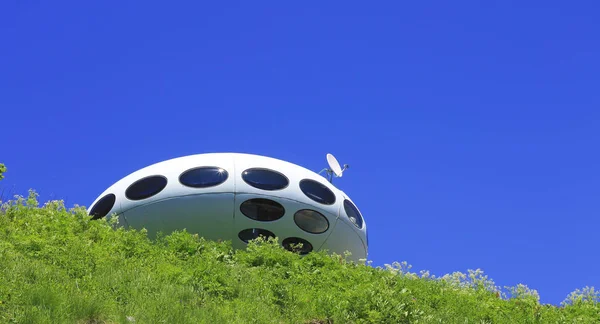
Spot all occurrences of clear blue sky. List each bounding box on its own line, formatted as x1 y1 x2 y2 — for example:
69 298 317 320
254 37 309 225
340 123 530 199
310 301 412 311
2 1 598 305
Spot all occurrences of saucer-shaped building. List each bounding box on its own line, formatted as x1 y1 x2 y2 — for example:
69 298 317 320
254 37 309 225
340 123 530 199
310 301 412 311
87 153 367 260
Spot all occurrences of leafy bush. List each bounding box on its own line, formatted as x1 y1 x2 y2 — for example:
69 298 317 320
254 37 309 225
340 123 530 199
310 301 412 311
0 190 598 323
0 163 6 180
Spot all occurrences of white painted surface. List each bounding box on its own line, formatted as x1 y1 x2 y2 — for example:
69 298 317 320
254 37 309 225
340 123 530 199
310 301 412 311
87 153 368 260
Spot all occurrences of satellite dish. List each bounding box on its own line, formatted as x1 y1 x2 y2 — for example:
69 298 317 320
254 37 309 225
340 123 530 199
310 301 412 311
319 153 349 183
327 153 343 178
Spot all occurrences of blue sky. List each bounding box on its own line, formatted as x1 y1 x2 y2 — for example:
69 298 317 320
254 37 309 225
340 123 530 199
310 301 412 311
1 1 598 305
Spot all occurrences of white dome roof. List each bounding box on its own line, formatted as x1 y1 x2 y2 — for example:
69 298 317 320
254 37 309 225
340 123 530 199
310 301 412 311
88 152 367 261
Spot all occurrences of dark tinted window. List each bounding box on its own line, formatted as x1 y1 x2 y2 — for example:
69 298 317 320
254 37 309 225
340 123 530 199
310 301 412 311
242 168 288 191
89 193 116 220
238 228 276 243
344 200 364 229
299 179 336 205
282 237 313 255
179 166 228 188
125 175 168 200
294 209 329 234
240 198 285 221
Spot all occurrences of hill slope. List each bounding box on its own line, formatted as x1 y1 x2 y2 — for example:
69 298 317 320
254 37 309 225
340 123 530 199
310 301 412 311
0 190 598 323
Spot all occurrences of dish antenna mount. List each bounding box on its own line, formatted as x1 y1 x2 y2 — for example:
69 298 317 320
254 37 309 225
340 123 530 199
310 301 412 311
319 153 349 183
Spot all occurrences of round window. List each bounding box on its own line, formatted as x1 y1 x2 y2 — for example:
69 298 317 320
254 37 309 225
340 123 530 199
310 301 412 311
294 209 329 234
242 168 289 191
125 175 168 200
240 198 285 221
299 179 336 205
344 199 364 229
179 166 228 188
89 193 116 220
282 237 313 255
238 228 276 243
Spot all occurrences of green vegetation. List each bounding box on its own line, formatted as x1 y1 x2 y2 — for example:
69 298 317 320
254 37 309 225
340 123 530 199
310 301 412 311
0 163 6 180
0 190 598 323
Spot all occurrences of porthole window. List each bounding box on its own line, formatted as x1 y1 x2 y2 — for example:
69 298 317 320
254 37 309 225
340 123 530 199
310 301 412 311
238 228 276 243
344 200 364 229
179 166 228 188
125 175 168 200
299 179 336 205
282 237 313 255
89 193 116 220
294 209 329 234
242 168 289 191
240 198 285 221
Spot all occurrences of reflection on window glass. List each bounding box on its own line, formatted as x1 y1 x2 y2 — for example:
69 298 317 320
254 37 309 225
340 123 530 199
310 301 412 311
89 193 116 220
240 198 285 221
299 179 336 205
180 166 228 188
238 228 276 243
125 175 168 200
294 209 329 234
344 199 364 229
242 168 289 190
282 237 313 255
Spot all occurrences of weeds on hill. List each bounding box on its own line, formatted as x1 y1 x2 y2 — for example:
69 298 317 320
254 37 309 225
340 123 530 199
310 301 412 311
0 190 598 323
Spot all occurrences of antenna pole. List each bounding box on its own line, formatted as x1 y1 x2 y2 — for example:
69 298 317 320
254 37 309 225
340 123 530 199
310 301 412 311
319 168 333 183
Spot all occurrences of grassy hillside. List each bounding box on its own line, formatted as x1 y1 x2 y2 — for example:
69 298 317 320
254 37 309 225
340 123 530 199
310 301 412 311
0 190 598 323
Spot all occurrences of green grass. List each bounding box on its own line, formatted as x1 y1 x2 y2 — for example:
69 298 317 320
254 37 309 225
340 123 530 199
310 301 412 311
0 190 598 323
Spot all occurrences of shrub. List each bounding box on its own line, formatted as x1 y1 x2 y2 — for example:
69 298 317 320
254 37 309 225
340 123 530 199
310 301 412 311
0 163 6 180
0 190 598 323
